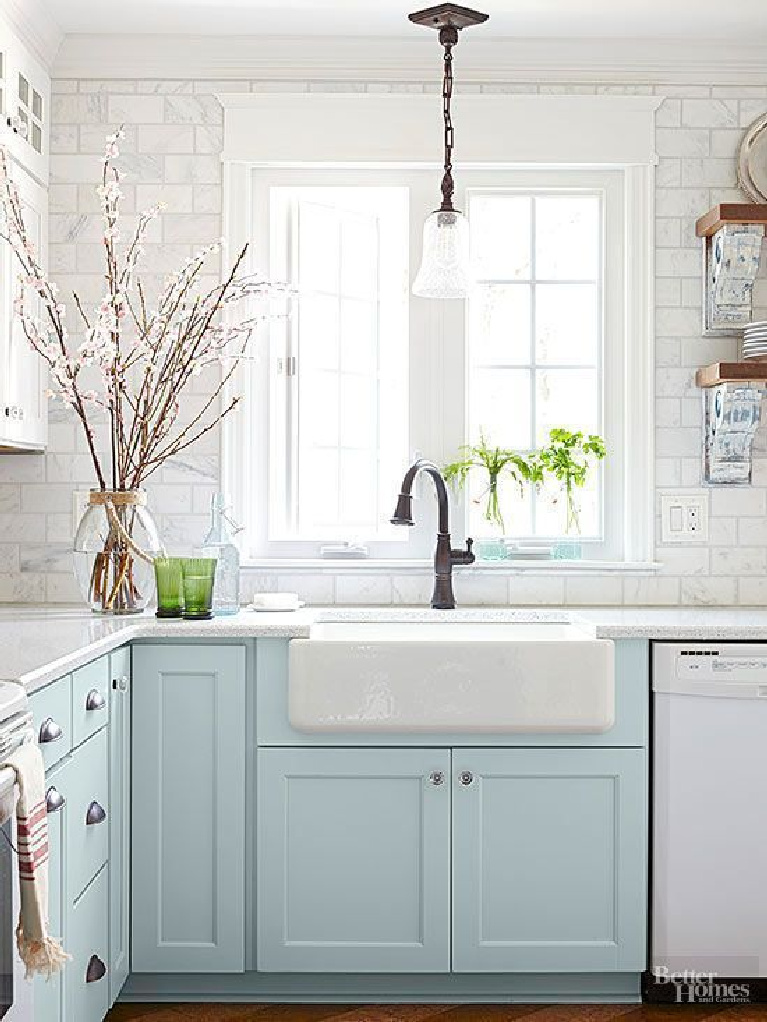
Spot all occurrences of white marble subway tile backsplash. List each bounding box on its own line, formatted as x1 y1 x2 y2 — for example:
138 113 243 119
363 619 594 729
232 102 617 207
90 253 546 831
1 79 767 606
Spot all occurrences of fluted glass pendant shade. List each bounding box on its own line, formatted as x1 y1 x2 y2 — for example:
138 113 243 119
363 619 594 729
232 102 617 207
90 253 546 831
412 208 473 299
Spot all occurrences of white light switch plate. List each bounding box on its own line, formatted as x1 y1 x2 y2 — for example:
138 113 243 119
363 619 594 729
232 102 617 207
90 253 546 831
660 491 709 544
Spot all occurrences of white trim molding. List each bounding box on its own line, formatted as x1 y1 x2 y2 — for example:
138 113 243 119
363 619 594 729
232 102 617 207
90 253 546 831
242 559 661 575
219 93 662 167
2 0 62 71
54 33 767 86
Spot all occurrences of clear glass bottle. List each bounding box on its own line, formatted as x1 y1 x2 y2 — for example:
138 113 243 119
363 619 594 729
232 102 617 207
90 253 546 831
202 493 241 615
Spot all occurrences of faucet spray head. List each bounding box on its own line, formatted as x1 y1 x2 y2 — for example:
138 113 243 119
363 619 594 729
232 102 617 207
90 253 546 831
390 493 415 526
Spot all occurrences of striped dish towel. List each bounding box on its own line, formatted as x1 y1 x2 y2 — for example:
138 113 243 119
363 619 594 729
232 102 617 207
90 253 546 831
1 743 68 978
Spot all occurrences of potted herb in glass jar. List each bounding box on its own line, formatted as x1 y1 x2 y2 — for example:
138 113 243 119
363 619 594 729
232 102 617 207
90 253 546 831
537 428 606 559
444 433 539 560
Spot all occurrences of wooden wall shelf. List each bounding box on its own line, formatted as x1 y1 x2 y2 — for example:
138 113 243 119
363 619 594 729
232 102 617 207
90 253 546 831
696 361 767 388
696 203 767 238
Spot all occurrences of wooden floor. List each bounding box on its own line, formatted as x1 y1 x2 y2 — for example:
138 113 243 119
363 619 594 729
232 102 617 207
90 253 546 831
106 1005 767 1021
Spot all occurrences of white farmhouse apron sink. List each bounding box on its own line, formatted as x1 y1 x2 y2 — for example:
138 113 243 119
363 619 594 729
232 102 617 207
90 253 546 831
288 618 615 733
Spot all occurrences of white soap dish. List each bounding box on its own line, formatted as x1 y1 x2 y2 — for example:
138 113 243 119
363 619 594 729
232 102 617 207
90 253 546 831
246 594 305 613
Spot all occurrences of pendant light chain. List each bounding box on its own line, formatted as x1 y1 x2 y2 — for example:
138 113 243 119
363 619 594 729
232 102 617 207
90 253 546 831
439 26 458 213
408 4 488 298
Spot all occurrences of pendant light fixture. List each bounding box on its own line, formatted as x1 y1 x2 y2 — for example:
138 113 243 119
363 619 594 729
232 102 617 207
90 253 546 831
409 3 488 299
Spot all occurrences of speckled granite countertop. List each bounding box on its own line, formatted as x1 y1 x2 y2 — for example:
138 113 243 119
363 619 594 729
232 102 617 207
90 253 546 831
2 604 767 693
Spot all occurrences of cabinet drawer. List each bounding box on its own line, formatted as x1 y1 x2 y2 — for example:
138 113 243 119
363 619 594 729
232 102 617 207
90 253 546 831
66 729 109 901
72 658 109 749
44 758 69 937
33 757 70 1022
29 676 72 771
66 866 109 1022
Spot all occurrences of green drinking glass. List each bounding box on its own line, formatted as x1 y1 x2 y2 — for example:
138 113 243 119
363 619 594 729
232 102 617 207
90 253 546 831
181 557 217 620
153 556 185 618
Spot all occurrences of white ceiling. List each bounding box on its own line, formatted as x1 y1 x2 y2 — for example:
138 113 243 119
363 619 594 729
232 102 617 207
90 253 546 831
39 0 767 41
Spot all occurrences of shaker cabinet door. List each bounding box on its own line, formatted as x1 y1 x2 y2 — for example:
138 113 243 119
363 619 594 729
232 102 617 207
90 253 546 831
452 747 647 973
131 644 247 973
257 747 451 973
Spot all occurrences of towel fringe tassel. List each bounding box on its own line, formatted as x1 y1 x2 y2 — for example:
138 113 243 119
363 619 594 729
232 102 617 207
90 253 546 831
16 922 70 980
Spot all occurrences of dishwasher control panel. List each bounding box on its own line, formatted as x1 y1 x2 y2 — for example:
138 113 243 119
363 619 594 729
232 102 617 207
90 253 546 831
654 642 767 696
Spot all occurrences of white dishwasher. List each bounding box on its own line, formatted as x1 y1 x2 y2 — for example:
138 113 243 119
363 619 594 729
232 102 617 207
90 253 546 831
653 642 767 979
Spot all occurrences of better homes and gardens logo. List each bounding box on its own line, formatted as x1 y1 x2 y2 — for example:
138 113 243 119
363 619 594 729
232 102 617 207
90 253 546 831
652 967 751 1004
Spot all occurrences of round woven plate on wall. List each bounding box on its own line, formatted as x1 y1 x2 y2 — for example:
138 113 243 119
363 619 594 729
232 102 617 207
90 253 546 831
738 111 767 203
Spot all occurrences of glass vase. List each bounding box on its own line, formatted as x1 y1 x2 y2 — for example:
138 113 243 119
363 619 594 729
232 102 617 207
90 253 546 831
475 536 508 561
73 490 163 615
552 494 582 560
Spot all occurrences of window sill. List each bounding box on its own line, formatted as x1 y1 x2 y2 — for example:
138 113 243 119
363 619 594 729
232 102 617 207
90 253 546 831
242 558 660 576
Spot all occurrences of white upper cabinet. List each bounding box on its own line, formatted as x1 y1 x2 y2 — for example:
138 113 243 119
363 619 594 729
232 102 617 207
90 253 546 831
0 156 48 451
0 29 50 184
0 23 50 451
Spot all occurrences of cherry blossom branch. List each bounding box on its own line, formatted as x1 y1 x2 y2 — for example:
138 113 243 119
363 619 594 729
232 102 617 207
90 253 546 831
0 134 289 497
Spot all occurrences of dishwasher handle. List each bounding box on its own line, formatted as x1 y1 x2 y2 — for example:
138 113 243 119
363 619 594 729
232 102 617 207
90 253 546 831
655 679 767 699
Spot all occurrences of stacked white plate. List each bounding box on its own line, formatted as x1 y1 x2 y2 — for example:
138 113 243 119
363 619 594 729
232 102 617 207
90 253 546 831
742 321 767 360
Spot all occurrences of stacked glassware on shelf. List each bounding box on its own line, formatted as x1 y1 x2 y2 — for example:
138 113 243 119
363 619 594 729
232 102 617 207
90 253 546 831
702 324 766 484
741 320 767 359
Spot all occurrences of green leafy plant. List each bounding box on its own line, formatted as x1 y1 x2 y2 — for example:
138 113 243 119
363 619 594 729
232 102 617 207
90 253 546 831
536 428 607 535
444 432 540 533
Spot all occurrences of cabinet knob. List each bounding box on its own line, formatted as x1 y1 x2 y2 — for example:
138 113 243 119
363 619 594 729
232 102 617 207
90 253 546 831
85 688 106 712
458 771 474 786
428 770 445 786
38 717 63 744
45 787 65 813
112 675 128 693
85 801 107 826
85 955 107 984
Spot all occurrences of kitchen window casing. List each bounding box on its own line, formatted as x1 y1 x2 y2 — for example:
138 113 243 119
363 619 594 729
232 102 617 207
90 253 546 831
220 93 657 567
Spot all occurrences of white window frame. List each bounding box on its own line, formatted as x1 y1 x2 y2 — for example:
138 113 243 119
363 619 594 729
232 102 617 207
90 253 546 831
230 166 453 561
268 184 410 543
220 93 659 566
458 169 624 559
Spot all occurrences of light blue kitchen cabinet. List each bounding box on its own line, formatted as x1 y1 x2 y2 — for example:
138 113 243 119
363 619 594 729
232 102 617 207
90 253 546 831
108 645 131 1002
257 747 452 973
31 647 117 1022
452 747 647 973
131 644 247 974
